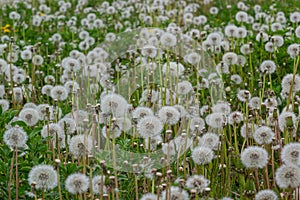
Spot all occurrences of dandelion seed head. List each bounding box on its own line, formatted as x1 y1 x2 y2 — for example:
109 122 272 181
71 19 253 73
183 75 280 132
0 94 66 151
174 135 193 152
236 11 248 22
231 74 242 84
209 7 219 15
216 62 229 74
278 111 296 132
158 106 180 125
192 146 214 165
115 117 132 132
205 113 227 129
41 123 63 138
144 136 162 151
6 52 18 63
225 24 237 37
249 97 261 109
222 52 238 65
185 52 201 65
28 164 58 190
190 117 205 132
241 146 269 169
199 132 220 150
255 189 278 200
69 135 93 158
79 30 89 40
162 62 185 77
253 126 274 145
41 85 53 96
102 124 122 139
0 85 5 98
4 126 27 148
260 60 276 74
13 87 23 103
161 186 189 200
160 32 177 47
92 175 107 195
207 32 222 46
162 141 176 156
237 89 251 102
241 123 258 138
141 45 157 58
20 49 32 60
36 104 52 120
271 22 283 32
264 98 278 110
271 35 284 47
281 142 300 166
13 74 25 84
290 12 300 23
212 102 231 115
0 99 10 112
173 105 188 118
228 111 244 125
25 191 36 198
240 44 252 55
62 57 81 72
65 173 89 194
265 42 276 53
287 44 300 58
140 193 157 200
64 80 79 93
19 108 39 126
281 74 300 93
235 27 247 38
50 85 69 101
58 118 76 134
275 164 300 188
177 80 193 95
132 107 153 120
101 93 128 117
106 6 116 14
137 116 163 138
32 55 44 66
186 175 210 193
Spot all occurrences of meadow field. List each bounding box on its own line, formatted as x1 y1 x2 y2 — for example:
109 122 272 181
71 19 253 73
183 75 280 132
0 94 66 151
0 0 300 199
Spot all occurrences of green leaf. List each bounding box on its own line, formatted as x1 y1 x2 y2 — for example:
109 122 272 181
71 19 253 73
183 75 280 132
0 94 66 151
10 120 27 128
28 127 42 139
20 166 32 173
3 109 19 124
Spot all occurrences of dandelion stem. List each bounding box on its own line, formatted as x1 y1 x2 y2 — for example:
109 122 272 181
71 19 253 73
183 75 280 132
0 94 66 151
112 132 119 200
249 52 254 91
89 162 94 200
268 73 273 91
135 175 138 200
254 169 260 192
15 148 19 200
57 164 63 200
9 39 15 109
233 124 239 155
286 55 299 111
245 102 249 147
41 190 44 200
